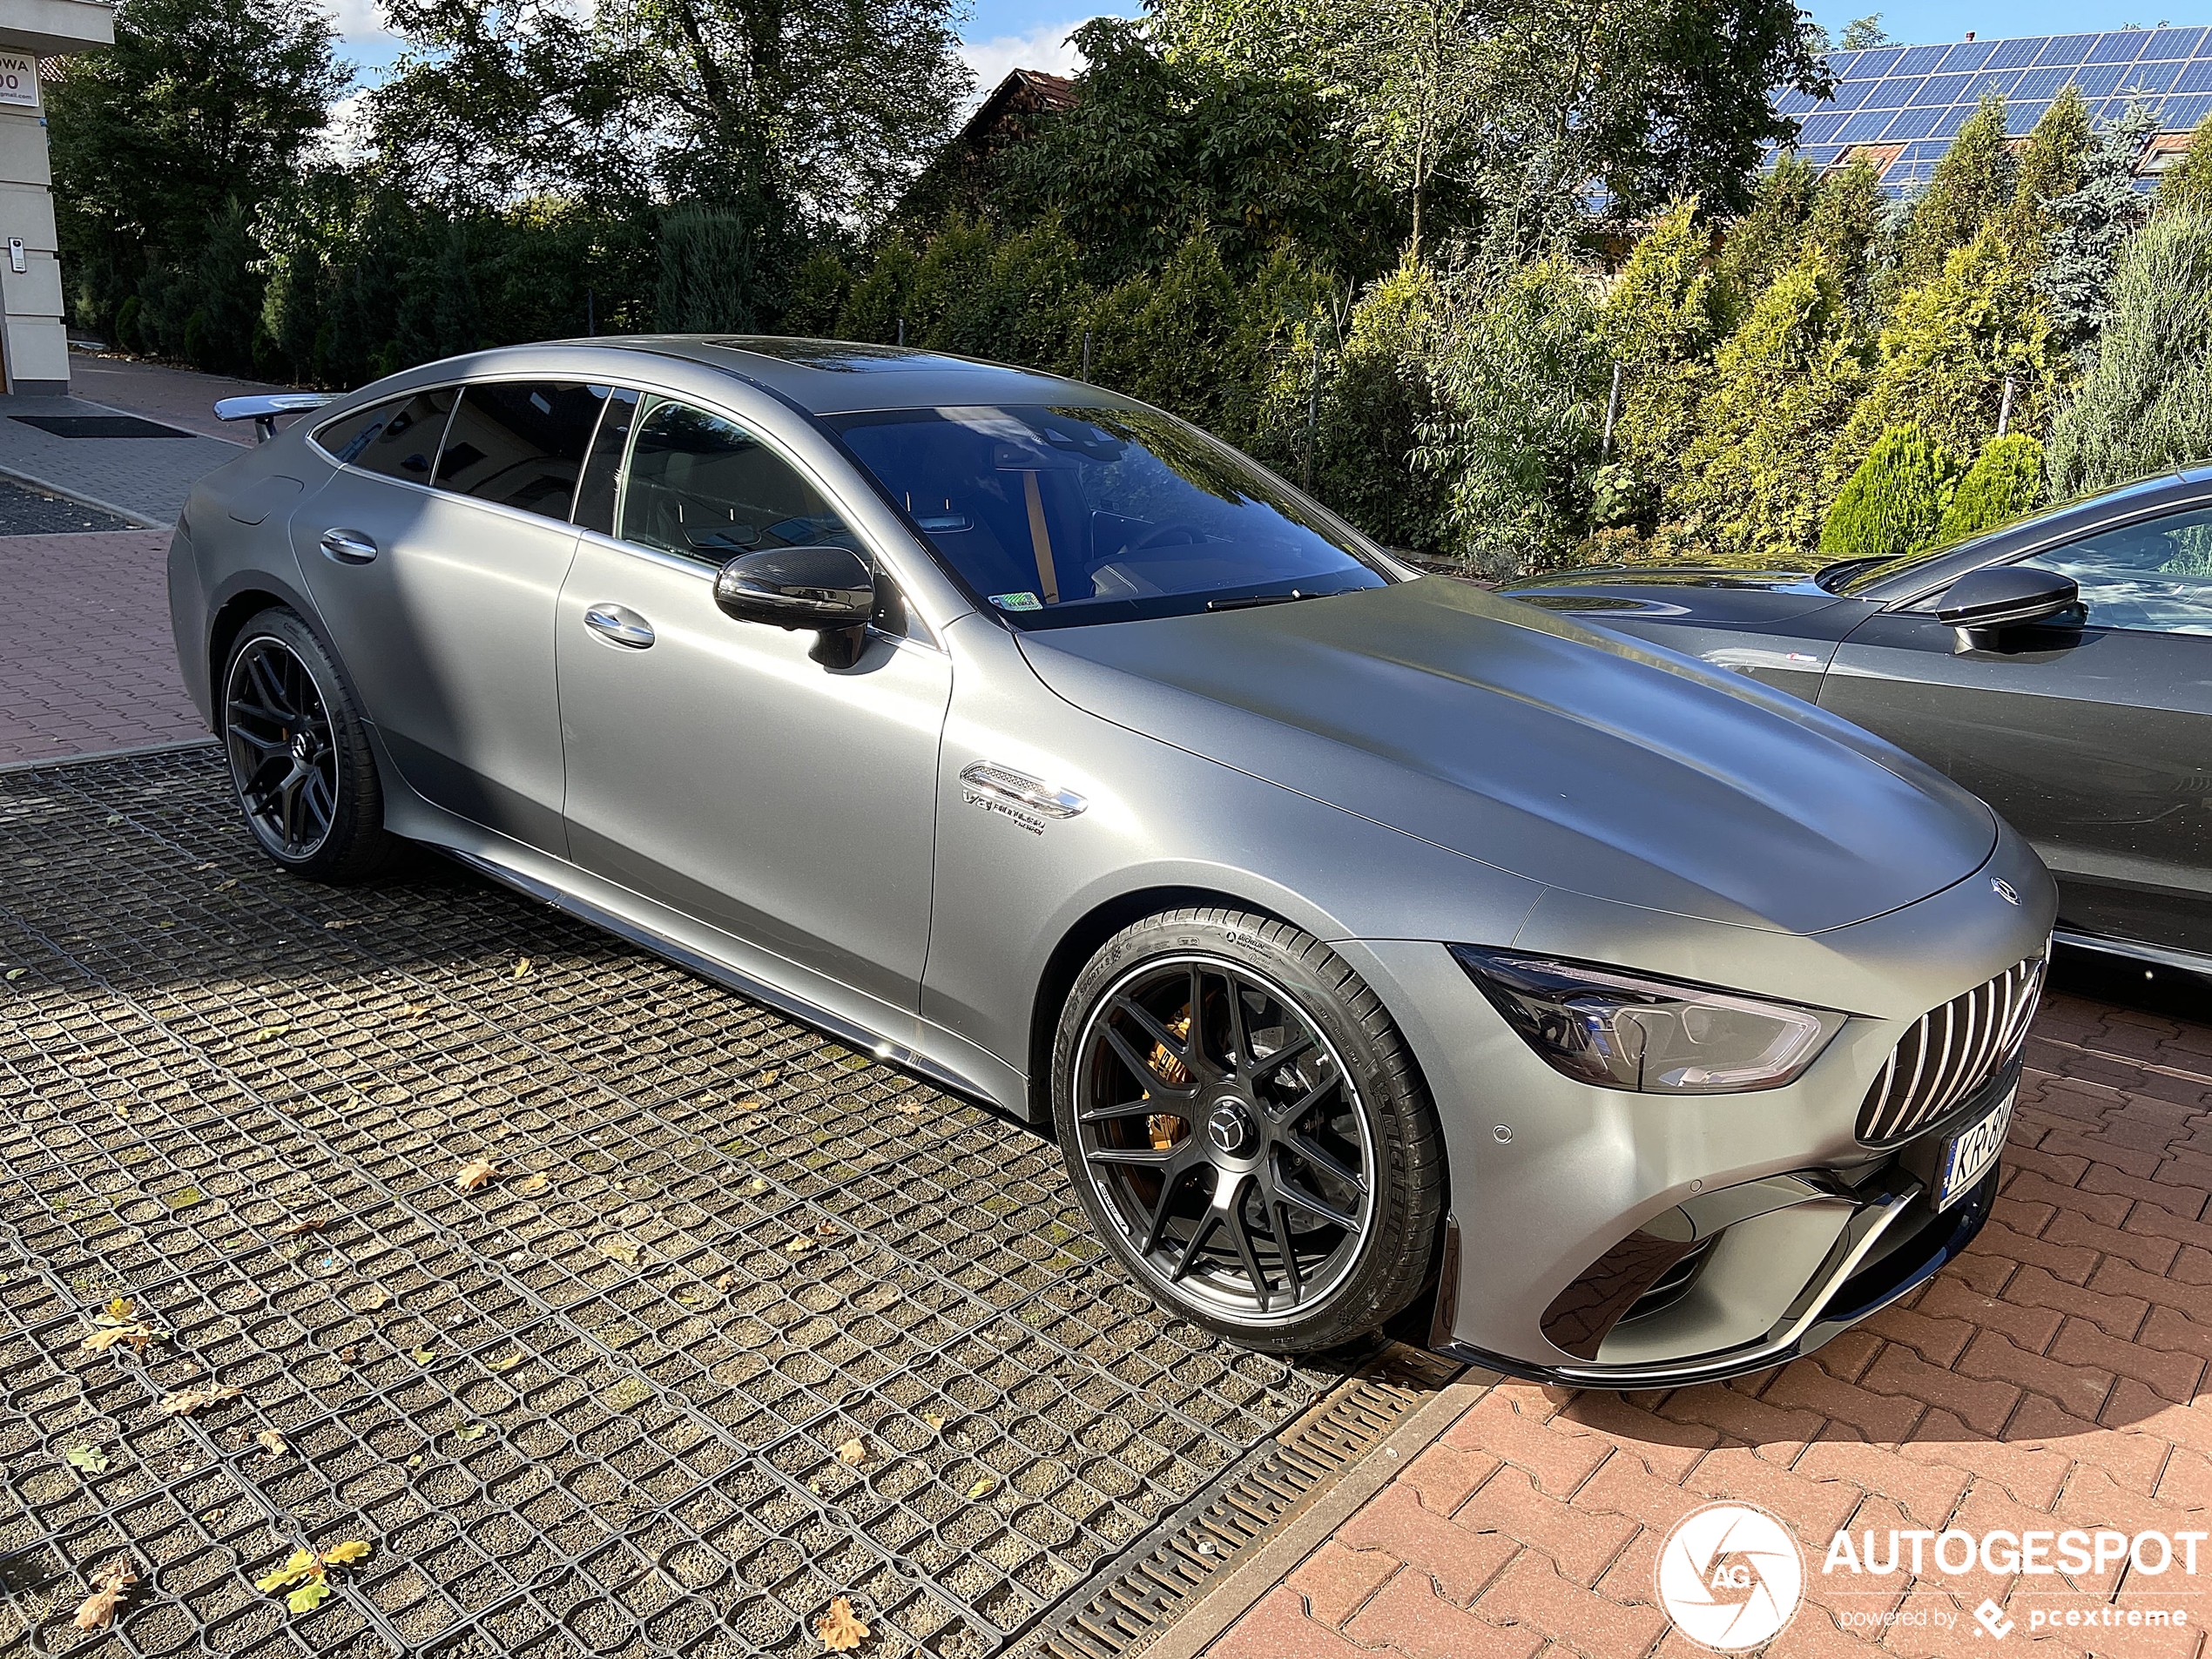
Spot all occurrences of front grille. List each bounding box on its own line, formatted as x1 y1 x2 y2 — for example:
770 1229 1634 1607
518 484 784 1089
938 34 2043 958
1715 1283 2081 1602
1857 955 2046 1144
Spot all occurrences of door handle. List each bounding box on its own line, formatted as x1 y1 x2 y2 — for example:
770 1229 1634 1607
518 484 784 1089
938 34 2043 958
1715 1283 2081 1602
318 527 377 565
583 604 656 649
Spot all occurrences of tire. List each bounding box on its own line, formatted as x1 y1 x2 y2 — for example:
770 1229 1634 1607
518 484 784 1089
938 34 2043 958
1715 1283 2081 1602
1051 907 1447 1353
219 607 396 883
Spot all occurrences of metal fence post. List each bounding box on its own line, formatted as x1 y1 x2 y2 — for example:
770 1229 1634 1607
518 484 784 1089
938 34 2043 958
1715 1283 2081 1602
1304 348 1319 492
897 317 906 347
1601 361 1623 460
1996 374 2015 438
1082 330 1091 381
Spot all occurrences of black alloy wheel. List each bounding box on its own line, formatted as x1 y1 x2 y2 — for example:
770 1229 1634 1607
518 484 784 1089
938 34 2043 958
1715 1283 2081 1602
226 636 339 859
220 609 395 883
1072 954 1379 1325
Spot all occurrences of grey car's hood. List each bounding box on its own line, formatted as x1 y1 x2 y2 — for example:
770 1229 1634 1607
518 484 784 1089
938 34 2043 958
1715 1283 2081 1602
1017 577 1997 935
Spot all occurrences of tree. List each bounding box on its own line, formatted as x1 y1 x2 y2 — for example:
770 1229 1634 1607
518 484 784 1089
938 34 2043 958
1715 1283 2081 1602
1714 155 1819 327
1153 0 1832 239
988 19 1405 288
1898 92 2014 287
1601 197 1721 498
1671 244 1865 558
371 0 973 235
2047 209 2212 497
1418 260 1612 572
1831 226 2055 492
2156 112 2212 216
2037 102 2159 358
1933 433 2043 544
1838 15 1893 49
1820 426 1960 559
47 0 346 333
2002 84 2090 260
1806 155 1886 308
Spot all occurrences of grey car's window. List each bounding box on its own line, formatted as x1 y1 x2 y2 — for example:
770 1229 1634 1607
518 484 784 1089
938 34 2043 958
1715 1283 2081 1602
433 381 604 518
2011 506 2212 637
616 397 854 562
572 387 642 536
318 388 455 482
828 405 1386 627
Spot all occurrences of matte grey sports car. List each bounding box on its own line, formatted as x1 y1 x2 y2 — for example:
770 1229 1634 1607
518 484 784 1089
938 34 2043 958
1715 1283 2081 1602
1507 469 2212 983
172 339 2054 1386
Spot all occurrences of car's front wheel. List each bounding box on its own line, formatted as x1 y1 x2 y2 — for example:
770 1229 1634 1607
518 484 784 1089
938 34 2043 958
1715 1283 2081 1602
1052 908 1447 1352
221 608 395 883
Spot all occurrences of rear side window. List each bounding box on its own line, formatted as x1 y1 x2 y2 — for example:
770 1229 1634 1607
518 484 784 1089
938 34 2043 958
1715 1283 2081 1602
315 388 455 482
433 381 606 518
616 397 852 561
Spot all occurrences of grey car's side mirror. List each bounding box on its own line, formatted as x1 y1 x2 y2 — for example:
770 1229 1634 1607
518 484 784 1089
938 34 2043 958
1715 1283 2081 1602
714 545 876 668
1935 564 2081 635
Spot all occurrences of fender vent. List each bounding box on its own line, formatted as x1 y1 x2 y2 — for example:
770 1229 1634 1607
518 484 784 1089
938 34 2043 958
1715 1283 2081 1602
1857 955 2045 1146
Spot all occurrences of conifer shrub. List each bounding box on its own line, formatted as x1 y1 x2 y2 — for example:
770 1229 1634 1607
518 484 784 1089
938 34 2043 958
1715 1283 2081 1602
1819 425 1961 559
1933 433 2044 544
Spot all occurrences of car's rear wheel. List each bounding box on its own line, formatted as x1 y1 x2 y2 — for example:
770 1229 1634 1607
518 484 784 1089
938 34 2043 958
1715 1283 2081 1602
1052 908 1447 1352
221 609 395 883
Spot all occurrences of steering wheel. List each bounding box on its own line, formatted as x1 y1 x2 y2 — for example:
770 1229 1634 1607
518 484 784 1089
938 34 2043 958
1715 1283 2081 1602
1129 522 1207 552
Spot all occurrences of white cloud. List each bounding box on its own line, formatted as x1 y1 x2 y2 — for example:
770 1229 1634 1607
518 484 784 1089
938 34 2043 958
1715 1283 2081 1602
326 0 387 40
957 17 1091 106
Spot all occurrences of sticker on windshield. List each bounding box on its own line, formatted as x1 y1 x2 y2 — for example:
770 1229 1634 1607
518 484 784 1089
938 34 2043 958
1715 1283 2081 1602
990 591 1042 611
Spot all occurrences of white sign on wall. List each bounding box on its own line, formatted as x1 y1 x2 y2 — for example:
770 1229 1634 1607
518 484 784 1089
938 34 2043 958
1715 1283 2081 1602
0 54 39 110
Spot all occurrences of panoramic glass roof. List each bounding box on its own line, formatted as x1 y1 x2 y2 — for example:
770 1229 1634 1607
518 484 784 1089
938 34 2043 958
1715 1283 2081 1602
1776 28 2210 192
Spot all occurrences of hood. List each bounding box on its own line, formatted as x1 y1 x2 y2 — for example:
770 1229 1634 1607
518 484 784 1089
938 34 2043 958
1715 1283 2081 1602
1016 577 1996 936
1502 565 1861 631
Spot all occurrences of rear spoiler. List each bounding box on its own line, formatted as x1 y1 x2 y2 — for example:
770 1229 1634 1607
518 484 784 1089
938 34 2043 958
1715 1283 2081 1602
214 393 336 443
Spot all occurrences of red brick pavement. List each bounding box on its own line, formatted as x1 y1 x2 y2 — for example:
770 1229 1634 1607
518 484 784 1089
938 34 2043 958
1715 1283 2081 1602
0 529 207 764
1204 992 2212 1659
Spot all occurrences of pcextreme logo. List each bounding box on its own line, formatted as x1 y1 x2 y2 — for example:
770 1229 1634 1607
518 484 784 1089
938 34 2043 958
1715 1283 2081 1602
1653 1507 2203 1649
1655 1503 1804 1652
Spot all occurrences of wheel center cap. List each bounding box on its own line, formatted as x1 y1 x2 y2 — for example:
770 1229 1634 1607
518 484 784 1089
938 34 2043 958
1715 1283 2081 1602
1205 1099 1256 1157
290 732 313 761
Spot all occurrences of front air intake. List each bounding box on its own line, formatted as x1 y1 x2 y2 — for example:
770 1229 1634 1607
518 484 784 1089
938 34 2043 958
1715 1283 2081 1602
1856 955 2046 1146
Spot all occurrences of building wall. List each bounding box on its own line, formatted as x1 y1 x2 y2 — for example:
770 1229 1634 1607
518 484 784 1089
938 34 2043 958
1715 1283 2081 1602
0 1 114 395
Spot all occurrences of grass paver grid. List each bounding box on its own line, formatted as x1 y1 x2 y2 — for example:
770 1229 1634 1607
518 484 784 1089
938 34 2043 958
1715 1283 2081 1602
0 751 1348 1659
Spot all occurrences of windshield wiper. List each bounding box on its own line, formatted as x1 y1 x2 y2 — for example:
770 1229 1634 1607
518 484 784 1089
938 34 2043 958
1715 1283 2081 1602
1206 589 1329 611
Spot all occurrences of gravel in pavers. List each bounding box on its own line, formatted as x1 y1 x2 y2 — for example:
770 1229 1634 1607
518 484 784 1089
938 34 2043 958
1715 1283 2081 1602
0 481 132 536
0 750 1352 1658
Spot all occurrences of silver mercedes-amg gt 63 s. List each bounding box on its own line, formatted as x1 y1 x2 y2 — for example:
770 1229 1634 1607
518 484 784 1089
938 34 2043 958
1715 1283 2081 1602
173 339 2055 1386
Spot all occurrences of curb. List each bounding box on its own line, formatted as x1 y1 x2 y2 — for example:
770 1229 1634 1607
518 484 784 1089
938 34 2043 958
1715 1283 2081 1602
0 734 216 776
0 462 172 530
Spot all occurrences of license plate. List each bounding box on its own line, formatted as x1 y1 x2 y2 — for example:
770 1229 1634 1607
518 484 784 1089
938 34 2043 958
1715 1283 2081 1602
1937 1087 2014 1211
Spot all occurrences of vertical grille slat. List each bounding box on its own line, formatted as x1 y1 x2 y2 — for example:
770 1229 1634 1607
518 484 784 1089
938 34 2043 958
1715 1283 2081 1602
1855 955 2046 1146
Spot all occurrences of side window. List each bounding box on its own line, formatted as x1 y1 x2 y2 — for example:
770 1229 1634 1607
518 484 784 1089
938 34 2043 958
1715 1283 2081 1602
573 387 641 536
2014 507 2212 637
616 397 853 562
320 388 455 482
433 381 605 518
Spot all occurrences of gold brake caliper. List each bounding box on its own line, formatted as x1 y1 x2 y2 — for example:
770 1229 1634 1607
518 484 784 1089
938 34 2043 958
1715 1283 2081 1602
1146 1008 1192 1150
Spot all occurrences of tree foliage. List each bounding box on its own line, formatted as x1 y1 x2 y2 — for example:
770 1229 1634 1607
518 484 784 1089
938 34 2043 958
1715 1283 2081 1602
1898 93 2014 287
2047 209 2212 497
2037 102 2158 357
2156 112 2212 217
1819 425 1960 559
1933 433 2044 544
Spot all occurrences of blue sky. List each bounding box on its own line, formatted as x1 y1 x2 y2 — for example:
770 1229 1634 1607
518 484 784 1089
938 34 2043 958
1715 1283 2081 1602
327 0 2212 106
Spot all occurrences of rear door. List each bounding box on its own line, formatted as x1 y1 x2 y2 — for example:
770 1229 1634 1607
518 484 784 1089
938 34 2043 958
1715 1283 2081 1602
294 381 608 852
1819 504 2212 954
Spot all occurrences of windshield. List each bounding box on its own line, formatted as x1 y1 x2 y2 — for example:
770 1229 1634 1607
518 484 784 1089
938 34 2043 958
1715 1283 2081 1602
828 404 1391 626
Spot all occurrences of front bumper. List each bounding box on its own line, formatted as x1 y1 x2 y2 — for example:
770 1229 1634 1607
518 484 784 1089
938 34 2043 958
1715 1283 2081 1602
1425 1142 2000 1388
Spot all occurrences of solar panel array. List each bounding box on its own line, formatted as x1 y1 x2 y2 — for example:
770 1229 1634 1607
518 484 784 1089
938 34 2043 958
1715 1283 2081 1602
1776 28 2211 192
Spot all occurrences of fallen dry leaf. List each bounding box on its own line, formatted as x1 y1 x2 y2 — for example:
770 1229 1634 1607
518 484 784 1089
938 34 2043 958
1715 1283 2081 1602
514 1172 550 1196
157 1382 241 1418
72 1560 137 1631
966 1477 995 1500
598 1237 642 1265
713 1271 733 1292
256 1430 288 1456
812 1222 841 1238
895 1099 927 1116
835 1438 867 1466
784 1238 815 1256
454 1157 500 1191
511 957 533 980
81 1325 151 1354
65 1444 108 1474
277 1219 323 1238
922 1413 946 1433
816 1597 868 1652
321 920 358 929
488 1352 524 1372
348 1285 391 1312
98 1298 136 1325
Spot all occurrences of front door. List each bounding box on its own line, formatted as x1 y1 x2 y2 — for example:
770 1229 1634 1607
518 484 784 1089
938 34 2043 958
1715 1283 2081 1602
1819 503 2212 954
555 394 952 1016
293 381 607 852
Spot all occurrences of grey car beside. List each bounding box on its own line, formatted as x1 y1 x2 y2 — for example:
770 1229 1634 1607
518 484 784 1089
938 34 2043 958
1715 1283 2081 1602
172 338 2055 1386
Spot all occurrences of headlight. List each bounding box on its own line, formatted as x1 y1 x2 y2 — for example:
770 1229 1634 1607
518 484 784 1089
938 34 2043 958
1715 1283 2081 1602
1451 947 1846 1094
